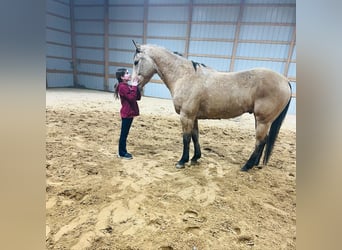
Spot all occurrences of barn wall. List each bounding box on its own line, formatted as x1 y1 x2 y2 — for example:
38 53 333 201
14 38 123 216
46 0 73 87
46 0 296 114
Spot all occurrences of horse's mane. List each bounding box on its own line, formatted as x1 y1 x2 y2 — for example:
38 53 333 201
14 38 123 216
143 44 208 72
191 61 207 71
173 51 207 71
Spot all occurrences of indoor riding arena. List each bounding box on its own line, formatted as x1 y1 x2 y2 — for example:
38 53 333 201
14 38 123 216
46 1 296 249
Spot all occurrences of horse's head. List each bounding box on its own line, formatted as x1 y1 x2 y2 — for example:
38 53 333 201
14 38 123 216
131 41 157 88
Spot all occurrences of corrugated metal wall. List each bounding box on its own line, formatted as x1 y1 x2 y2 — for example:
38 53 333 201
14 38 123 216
46 0 73 87
46 0 296 114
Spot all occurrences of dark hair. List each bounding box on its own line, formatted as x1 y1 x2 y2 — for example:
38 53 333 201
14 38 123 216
114 68 127 99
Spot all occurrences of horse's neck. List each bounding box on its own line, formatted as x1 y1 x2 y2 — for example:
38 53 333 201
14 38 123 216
149 48 182 94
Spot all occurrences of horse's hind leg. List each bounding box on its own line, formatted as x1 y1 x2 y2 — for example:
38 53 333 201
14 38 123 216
191 119 201 164
241 140 266 171
241 122 270 171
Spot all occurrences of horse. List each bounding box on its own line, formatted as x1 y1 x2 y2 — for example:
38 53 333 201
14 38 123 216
131 41 292 171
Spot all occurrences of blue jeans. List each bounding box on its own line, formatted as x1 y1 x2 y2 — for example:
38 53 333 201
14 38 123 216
118 118 133 156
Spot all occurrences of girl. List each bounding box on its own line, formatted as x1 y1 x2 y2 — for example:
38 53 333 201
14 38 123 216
114 68 141 159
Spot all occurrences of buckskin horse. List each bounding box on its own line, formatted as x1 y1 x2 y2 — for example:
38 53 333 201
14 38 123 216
131 41 292 171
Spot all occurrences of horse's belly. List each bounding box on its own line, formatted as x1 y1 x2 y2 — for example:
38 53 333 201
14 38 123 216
197 105 247 119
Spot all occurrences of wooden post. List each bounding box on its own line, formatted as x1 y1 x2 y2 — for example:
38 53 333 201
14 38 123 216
284 26 296 78
229 0 244 72
104 0 109 91
69 1 78 87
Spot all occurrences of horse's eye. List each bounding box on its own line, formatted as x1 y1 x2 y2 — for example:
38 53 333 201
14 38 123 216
134 60 139 66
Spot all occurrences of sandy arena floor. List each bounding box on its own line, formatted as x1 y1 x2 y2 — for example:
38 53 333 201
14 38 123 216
46 88 296 249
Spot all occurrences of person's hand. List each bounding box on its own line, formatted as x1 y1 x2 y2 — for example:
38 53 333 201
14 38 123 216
130 80 139 86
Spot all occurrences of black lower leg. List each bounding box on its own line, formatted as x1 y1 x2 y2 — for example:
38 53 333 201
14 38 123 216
191 122 201 164
176 133 191 168
241 139 266 171
254 139 266 166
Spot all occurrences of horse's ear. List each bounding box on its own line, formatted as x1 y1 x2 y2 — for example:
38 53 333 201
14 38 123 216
132 40 141 53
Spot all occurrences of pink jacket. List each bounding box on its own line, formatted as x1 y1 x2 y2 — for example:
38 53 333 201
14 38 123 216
118 83 141 118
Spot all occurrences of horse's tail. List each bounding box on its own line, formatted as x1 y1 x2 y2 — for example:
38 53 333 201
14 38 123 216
263 83 292 165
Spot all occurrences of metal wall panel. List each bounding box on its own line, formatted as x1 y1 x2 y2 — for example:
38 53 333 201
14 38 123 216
76 48 104 61
236 43 289 58
144 83 172 100
234 59 285 72
148 6 189 21
47 44 72 58
289 81 296 94
46 29 71 45
108 6 144 21
109 37 139 50
191 24 236 39
78 63 104 74
192 6 240 22
46 0 73 88
239 25 293 41
245 0 295 3
152 74 161 81
74 0 105 5
75 35 104 48
74 6 105 19
108 78 116 92
194 0 241 4
109 0 143 5
47 58 72 71
291 45 296 59
47 73 73 87
74 21 104 34
109 51 134 64
46 14 70 32
189 41 234 56
288 97 296 115
146 39 186 54
149 0 190 4
242 6 295 23
147 23 188 37
288 62 296 78
78 75 105 90
109 22 144 36
46 0 70 17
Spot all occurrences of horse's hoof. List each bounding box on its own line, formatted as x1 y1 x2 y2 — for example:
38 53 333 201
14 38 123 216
176 163 185 169
240 166 250 172
190 160 199 165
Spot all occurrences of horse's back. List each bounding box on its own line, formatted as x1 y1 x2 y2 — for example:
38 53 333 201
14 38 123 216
231 68 291 99
195 68 291 119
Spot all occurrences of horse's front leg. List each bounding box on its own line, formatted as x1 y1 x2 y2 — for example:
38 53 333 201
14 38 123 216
176 114 194 169
191 119 201 165
176 133 191 168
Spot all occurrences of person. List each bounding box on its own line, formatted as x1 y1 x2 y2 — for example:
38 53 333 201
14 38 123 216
114 68 141 159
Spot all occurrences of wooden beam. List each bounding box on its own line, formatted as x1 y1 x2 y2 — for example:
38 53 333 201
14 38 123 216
143 0 148 44
229 0 244 72
47 69 73 74
284 26 296 77
184 0 193 58
69 0 78 87
104 0 109 91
